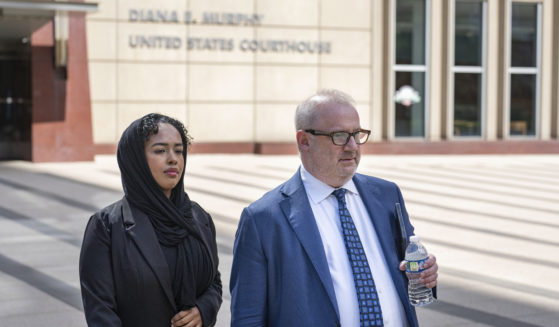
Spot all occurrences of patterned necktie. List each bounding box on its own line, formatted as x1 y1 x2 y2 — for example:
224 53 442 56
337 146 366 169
332 188 384 327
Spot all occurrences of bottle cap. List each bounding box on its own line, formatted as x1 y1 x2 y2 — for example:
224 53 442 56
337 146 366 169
410 235 420 243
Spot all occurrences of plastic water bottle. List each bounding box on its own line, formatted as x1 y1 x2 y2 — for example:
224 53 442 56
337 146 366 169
405 235 433 306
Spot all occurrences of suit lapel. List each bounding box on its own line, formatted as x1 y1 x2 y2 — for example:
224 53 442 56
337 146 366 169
279 171 340 319
353 175 395 264
353 175 417 326
122 198 176 311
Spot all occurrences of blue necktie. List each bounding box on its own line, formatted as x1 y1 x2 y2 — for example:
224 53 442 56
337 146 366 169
333 188 383 327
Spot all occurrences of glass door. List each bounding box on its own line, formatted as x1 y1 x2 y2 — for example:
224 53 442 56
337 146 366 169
0 44 32 160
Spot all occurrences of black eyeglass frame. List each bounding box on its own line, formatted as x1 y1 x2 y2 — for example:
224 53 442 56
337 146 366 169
304 129 371 146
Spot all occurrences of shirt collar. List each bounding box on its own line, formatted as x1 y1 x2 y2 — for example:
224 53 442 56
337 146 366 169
300 165 358 204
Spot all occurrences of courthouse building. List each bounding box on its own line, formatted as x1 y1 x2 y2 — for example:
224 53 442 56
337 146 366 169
0 0 558 162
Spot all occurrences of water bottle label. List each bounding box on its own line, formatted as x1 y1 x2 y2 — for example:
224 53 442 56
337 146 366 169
406 258 427 273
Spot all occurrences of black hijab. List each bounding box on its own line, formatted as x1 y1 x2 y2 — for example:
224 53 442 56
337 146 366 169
116 114 203 245
117 114 217 311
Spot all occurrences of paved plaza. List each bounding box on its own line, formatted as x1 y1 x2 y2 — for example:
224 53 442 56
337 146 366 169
0 154 558 326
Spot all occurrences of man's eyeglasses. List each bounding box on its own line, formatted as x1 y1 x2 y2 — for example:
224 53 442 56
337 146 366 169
305 129 371 146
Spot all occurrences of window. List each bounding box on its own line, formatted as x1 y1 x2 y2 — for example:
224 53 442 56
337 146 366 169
508 2 540 137
393 0 428 138
452 0 485 137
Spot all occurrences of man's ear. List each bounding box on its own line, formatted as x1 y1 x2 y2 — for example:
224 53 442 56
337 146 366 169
296 130 310 151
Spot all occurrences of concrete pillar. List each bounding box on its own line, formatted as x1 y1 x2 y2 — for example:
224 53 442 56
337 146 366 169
428 0 442 141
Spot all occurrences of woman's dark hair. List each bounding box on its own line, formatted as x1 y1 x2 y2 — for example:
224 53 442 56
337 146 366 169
139 113 192 148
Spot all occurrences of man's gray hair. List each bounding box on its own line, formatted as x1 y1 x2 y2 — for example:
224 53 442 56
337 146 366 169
294 89 356 131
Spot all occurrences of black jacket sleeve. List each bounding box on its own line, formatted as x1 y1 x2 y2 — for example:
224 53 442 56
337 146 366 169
194 208 223 327
79 213 122 326
196 270 222 327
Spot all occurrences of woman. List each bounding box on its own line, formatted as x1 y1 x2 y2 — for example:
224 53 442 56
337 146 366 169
79 113 222 327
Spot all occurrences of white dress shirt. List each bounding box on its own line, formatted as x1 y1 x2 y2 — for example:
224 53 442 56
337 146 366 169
300 166 408 327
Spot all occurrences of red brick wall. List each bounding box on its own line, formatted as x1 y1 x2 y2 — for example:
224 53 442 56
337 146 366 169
30 13 94 162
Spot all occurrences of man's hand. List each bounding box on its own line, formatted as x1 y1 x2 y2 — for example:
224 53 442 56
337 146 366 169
399 254 438 289
171 306 202 327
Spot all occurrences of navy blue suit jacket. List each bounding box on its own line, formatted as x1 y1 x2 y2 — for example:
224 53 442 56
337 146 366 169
230 170 419 327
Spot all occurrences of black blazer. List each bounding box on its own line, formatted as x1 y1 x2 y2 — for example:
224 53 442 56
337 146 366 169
79 198 222 327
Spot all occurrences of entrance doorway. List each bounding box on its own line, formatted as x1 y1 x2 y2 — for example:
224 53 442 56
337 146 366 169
0 42 31 160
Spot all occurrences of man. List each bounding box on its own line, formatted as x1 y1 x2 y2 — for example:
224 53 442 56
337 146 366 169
230 89 438 326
